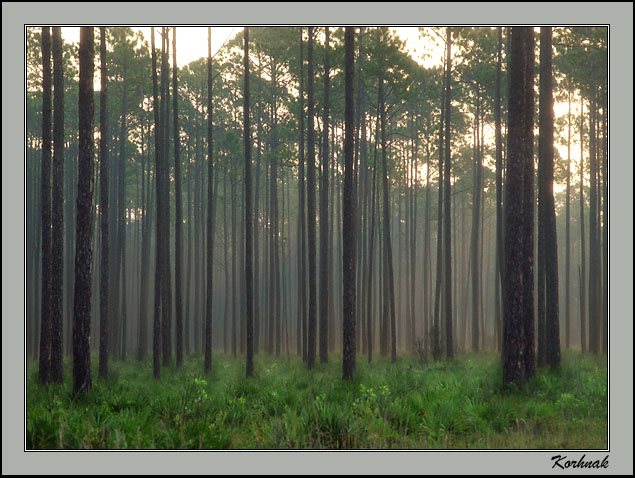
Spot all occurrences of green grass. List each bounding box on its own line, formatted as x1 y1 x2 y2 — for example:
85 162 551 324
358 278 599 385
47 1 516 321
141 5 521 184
26 350 607 449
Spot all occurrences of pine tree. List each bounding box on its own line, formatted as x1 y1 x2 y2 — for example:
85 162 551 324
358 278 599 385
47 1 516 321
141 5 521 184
73 26 95 395
38 26 53 384
503 27 536 387
244 27 255 378
342 26 356 380
98 27 110 378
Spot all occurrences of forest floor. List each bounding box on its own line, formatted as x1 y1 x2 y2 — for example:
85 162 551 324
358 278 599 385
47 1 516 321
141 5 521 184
26 350 607 449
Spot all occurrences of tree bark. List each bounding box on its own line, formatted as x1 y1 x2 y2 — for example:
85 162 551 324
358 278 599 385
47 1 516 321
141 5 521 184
73 26 95 395
306 27 317 370
205 27 215 372
244 27 254 377
342 27 356 380
39 26 53 384
50 27 65 383
443 27 454 360
503 27 535 387
539 27 560 368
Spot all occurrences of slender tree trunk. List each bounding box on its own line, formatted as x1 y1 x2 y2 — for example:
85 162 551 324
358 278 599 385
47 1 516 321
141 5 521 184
432 55 445 361
39 27 53 384
471 93 481 353
579 98 586 353
204 28 215 372
379 68 397 364
319 27 330 364
50 27 65 383
565 89 572 350
588 85 599 354
297 29 307 360
172 28 184 368
160 28 173 367
495 27 504 352
443 27 454 360
151 28 162 379
244 27 254 376
342 27 356 379
539 27 560 368
73 26 95 395
306 27 318 370
601 102 607 355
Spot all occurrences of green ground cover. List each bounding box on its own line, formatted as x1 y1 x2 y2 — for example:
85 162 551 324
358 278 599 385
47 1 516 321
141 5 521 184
26 351 607 449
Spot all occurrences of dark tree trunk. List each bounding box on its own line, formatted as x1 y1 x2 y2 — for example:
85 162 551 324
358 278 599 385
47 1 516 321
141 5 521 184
366 101 380 364
151 28 162 379
138 116 152 361
423 119 431 346
565 89 572 350
173 28 184 368
379 70 397 364
579 98 586 353
117 61 128 361
432 59 445 361
306 27 318 370
588 86 599 354
471 92 481 353
50 27 65 383
539 27 560 368
342 27 356 380
297 29 307 360
39 26 53 384
601 102 607 355
503 27 535 387
73 26 95 395
443 27 453 360
205 27 215 372
244 27 254 378
160 28 172 367
98 27 110 377
495 27 504 352
319 27 330 364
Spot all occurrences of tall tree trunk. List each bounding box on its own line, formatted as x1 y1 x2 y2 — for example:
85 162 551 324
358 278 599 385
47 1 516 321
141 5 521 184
151 28 162 379
173 28 184 368
471 92 481 353
244 27 254 376
297 29 307 360
579 98 586 353
539 27 560 368
495 27 504 352
73 26 95 395
379 64 397 364
342 27 356 380
39 26 53 384
306 27 318 370
117 60 128 361
503 27 535 387
601 102 607 355
443 27 453 360
205 27 215 372
319 27 330 364
50 27 65 383
366 100 380 363
160 28 173 367
423 119 431 348
432 55 445 361
564 88 572 350
588 85 599 354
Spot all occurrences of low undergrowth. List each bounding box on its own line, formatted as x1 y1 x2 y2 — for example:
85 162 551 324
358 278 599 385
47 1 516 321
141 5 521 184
26 350 607 449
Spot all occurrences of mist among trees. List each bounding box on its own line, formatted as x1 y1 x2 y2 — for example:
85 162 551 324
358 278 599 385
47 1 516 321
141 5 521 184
25 26 608 450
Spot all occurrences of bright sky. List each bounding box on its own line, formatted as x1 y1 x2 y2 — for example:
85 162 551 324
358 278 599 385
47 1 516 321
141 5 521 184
57 26 588 193
60 26 439 68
